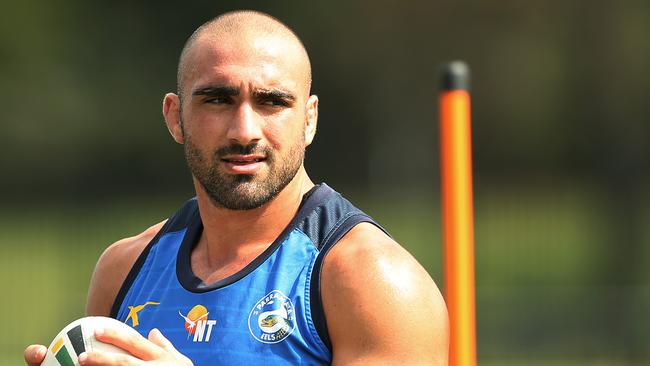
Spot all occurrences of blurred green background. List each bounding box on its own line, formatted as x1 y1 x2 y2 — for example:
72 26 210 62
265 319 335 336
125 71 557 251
2 1 649 364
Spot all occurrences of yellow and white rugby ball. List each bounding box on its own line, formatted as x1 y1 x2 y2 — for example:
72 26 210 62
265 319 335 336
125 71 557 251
42 316 137 366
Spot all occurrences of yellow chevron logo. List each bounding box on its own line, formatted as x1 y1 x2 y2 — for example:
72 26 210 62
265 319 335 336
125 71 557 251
126 301 160 327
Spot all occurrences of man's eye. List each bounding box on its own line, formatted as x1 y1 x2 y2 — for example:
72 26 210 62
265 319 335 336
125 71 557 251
260 98 289 107
206 96 232 104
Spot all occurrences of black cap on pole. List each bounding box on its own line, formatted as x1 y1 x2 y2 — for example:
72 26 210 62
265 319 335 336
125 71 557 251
441 61 470 91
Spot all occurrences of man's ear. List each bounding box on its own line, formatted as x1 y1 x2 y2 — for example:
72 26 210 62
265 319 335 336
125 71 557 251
163 93 184 144
304 95 318 146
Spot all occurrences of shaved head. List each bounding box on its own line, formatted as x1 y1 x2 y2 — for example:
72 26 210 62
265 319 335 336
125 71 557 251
162 10 320 210
177 10 312 101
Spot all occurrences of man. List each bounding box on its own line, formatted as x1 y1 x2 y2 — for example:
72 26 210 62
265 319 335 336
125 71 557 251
25 10 448 365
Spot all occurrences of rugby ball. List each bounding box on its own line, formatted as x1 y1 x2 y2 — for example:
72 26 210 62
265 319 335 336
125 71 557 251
42 316 137 366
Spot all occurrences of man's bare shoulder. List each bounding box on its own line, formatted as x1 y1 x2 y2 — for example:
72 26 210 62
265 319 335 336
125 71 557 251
85 220 167 316
321 222 449 365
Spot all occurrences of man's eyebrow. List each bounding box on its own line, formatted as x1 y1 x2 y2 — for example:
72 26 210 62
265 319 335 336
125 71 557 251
254 89 296 102
192 86 239 97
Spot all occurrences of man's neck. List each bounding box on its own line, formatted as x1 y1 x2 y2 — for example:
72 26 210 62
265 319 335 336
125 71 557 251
191 168 314 282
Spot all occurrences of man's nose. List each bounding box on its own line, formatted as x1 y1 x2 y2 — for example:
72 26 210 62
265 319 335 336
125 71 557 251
227 102 263 145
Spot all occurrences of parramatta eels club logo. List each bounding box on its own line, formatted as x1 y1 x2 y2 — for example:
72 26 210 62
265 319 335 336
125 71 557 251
179 305 217 342
248 290 295 344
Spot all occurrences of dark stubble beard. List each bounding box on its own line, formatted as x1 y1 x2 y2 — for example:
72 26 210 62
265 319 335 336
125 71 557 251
184 136 305 211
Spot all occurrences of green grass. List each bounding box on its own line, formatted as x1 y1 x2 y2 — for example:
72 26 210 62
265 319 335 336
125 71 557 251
0 199 177 364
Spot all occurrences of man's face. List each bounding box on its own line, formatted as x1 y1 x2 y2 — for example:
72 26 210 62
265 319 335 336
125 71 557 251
178 34 312 210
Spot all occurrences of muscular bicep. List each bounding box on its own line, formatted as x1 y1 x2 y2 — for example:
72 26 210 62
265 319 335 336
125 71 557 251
86 220 166 316
322 223 449 365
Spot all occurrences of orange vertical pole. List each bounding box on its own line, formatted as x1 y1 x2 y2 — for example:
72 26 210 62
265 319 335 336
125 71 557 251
439 61 477 366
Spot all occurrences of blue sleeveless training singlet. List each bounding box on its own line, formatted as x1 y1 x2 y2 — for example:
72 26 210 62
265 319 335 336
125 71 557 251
110 183 385 365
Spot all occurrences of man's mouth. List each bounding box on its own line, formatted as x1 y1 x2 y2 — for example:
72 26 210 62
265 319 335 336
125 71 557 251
221 155 266 164
220 155 267 174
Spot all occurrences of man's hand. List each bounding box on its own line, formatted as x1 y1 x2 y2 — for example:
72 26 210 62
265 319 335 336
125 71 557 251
24 344 47 366
78 328 193 366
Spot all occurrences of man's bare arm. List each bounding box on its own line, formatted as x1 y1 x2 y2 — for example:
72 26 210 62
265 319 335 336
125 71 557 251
86 220 167 316
322 223 449 365
80 220 193 365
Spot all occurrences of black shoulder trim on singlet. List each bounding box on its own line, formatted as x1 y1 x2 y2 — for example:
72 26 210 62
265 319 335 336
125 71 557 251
176 184 330 293
302 190 389 352
109 198 199 318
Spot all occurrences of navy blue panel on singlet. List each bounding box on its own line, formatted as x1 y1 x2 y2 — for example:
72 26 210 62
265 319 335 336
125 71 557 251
110 183 387 365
